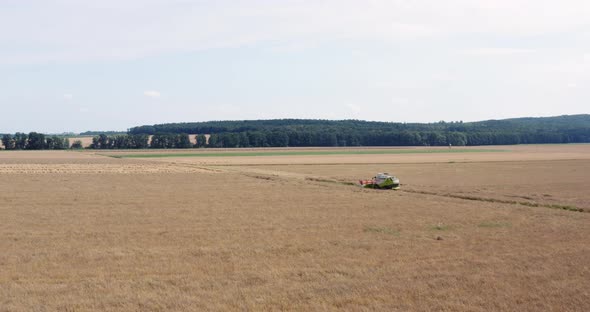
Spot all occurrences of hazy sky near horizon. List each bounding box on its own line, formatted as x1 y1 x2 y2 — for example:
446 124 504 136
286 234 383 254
1 0 589 133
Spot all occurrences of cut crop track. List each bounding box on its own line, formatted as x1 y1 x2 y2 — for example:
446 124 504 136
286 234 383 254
178 164 587 213
402 189 585 213
214 164 587 213
107 149 590 214
0 163 208 174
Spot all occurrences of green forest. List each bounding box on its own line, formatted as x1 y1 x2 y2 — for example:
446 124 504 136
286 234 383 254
129 114 590 148
2 115 589 150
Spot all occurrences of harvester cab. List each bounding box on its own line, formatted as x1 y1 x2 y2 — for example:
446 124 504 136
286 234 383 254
359 173 400 190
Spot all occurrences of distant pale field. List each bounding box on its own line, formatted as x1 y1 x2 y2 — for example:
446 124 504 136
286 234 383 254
102 144 590 164
67 136 94 148
1 145 589 311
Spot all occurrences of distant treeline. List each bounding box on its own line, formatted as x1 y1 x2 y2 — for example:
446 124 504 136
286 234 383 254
127 115 590 147
88 133 206 149
3 115 590 150
1 133 70 150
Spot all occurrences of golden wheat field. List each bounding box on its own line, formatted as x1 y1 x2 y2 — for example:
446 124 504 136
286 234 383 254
1 145 590 311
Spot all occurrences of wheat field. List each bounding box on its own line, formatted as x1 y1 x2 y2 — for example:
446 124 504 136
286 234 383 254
1 145 589 311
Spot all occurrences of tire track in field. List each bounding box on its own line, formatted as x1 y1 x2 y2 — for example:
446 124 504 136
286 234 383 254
400 189 586 213
0 163 213 174
199 164 588 213
124 159 587 214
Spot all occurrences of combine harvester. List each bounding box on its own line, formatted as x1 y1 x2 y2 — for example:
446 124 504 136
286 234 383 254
359 173 400 190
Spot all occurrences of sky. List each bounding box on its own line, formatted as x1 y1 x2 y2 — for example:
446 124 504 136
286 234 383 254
0 0 589 133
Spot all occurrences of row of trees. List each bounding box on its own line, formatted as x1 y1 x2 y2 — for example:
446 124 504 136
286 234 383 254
1 133 70 150
150 133 206 148
89 133 207 149
206 129 590 148
4 128 589 150
90 134 150 149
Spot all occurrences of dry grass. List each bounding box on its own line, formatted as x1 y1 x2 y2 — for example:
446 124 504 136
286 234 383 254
1 146 590 311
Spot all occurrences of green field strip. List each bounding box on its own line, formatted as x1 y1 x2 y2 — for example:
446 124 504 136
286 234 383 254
108 148 506 158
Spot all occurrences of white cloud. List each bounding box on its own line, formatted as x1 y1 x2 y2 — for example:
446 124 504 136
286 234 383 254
392 97 410 105
144 90 161 98
346 103 361 113
63 93 73 100
1 0 589 64
460 48 536 56
567 83 578 88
